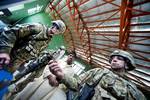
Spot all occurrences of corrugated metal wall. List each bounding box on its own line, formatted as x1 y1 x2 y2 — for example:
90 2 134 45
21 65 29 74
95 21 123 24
46 0 150 91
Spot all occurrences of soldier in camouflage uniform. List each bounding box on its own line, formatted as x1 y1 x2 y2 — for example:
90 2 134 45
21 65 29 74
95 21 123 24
48 49 146 100
13 51 75 100
0 20 66 72
0 20 66 98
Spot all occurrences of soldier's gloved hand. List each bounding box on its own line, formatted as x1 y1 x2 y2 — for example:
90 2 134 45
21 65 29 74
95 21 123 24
47 74 59 86
0 53 10 69
48 60 64 81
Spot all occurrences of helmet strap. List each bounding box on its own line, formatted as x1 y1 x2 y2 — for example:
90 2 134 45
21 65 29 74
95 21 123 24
124 63 128 71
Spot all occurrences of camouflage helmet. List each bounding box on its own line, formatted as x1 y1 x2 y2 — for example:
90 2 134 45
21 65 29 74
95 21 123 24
52 20 66 33
109 49 136 71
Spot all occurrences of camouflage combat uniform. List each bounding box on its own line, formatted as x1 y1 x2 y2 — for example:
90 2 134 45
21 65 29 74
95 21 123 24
62 68 146 100
13 55 74 100
0 23 53 98
0 23 52 72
